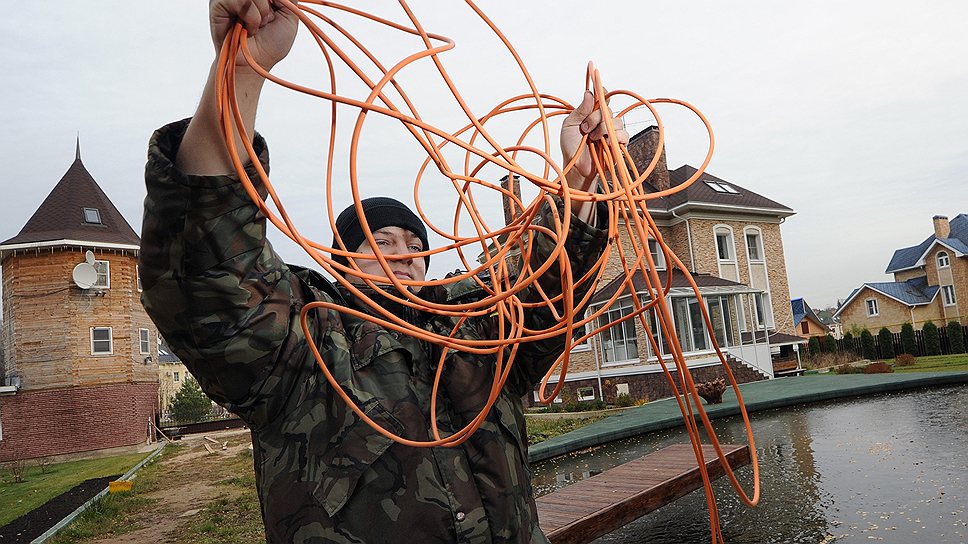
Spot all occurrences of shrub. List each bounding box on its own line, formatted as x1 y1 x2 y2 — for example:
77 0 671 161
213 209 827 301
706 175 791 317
900 322 918 356
841 332 855 354
864 361 894 374
860 329 877 360
877 328 895 359
563 400 607 412
948 321 966 354
922 321 941 356
835 363 863 374
808 336 821 356
614 393 635 407
894 353 917 367
822 334 837 353
170 378 214 424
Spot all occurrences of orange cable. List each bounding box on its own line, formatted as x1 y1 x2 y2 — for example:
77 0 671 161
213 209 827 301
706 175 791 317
214 2 760 541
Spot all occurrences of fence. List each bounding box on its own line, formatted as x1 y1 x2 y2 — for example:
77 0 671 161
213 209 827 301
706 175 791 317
834 324 968 359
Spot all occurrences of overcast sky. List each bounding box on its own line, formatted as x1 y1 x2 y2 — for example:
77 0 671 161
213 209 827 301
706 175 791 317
2 1 966 309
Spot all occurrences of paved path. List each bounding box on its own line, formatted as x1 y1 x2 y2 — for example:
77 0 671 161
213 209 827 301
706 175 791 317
527 371 968 463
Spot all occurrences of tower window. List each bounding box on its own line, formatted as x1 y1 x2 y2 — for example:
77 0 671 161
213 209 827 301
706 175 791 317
83 208 102 224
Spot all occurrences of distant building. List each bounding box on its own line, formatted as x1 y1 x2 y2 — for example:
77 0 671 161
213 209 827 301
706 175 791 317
836 214 967 333
529 127 805 406
791 298 831 338
0 143 159 461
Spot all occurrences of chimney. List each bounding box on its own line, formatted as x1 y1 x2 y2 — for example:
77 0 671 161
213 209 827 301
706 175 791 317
625 125 672 192
500 174 523 226
933 215 950 239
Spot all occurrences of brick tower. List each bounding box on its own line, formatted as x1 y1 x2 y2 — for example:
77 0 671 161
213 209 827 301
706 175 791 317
0 142 159 461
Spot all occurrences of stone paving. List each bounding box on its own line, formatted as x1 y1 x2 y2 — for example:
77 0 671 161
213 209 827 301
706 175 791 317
528 370 968 462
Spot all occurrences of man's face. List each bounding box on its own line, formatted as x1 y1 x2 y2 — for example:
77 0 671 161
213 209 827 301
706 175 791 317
352 226 427 286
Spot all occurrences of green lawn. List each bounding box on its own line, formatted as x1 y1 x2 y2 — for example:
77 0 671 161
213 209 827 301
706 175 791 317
893 353 968 373
0 451 151 526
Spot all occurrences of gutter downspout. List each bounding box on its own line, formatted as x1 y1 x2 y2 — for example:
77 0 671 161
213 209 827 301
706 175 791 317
671 209 696 273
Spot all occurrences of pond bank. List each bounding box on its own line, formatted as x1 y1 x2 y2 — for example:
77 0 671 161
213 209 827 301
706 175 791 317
528 370 968 462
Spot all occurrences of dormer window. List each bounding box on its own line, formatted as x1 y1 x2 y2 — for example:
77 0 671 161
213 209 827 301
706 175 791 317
705 180 739 194
938 251 950 268
83 207 102 224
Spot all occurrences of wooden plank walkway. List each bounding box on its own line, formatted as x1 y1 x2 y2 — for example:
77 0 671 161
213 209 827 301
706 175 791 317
536 443 750 544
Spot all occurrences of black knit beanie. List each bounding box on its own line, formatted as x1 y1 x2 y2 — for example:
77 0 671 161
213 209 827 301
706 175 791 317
331 197 430 271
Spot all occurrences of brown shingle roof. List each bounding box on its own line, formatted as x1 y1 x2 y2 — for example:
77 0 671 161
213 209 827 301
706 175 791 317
662 165 794 213
2 156 140 247
590 268 752 305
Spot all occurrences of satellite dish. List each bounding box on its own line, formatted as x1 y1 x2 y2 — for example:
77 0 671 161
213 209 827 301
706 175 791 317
72 262 98 289
85 250 95 265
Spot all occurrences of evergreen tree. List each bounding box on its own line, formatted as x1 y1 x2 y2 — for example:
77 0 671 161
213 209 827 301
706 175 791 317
170 378 213 423
860 329 877 360
900 322 918 356
922 321 941 356
808 336 821 356
877 328 895 359
948 321 966 354
823 334 837 354
842 331 855 355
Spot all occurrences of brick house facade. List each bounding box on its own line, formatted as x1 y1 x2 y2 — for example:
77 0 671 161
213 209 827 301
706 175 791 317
527 127 802 407
0 145 159 462
835 214 968 333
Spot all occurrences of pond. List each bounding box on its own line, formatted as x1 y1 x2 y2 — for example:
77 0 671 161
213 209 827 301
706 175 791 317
532 384 968 544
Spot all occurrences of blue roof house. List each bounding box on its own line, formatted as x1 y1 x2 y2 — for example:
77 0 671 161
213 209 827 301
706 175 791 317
834 214 967 332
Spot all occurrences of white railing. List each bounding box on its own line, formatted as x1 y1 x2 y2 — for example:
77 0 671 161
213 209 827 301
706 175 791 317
726 343 774 378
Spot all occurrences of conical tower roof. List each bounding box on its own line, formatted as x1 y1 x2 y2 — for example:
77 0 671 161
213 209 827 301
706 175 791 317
1 145 140 247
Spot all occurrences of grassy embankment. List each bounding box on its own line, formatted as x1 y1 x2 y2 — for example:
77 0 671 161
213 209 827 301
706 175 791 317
891 353 968 373
0 452 150 527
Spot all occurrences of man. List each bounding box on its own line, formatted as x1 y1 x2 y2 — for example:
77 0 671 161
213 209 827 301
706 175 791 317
139 1 628 542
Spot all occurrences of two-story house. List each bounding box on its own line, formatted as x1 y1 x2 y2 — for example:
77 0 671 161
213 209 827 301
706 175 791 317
0 144 159 462
835 214 967 332
530 127 803 406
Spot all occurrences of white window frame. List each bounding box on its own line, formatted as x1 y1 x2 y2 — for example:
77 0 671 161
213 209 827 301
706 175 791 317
865 298 879 317
942 285 957 306
744 228 764 262
139 328 150 355
671 296 711 353
92 260 110 289
715 226 736 262
576 387 596 402
91 327 113 355
938 251 950 269
598 298 640 365
647 239 666 270
174 371 180 382
533 390 563 403
704 180 739 194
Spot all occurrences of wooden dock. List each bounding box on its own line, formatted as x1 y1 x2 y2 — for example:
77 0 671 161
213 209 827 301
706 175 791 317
536 443 751 544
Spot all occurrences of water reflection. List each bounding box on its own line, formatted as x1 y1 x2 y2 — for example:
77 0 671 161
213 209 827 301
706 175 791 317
532 384 968 543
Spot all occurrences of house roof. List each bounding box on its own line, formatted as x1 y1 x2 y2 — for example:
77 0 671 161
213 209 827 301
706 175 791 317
741 330 808 346
833 276 940 317
1 150 140 248
590 268 755 305
885 213 968 273
790 297 827 329
659 165 795 214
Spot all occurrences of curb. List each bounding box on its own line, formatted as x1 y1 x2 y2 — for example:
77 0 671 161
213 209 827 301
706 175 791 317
30 443 167 544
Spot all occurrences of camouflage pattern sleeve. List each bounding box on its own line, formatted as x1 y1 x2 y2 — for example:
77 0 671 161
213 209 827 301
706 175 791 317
139 119 326 428
502 198 609 397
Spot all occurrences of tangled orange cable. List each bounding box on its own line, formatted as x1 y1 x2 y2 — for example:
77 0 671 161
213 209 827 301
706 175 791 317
214 1 760 542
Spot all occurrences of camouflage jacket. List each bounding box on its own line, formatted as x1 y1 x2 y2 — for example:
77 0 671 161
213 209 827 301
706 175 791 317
139 119 608 543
